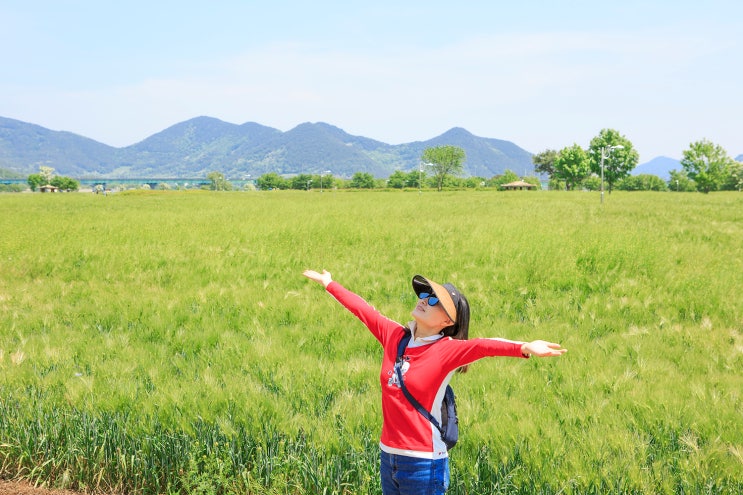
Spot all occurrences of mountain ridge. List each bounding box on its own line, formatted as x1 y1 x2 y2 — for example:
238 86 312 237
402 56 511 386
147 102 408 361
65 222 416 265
0 116 535 178
3 116 735 179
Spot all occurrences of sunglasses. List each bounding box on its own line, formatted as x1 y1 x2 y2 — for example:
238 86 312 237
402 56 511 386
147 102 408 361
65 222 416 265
418 292 439 306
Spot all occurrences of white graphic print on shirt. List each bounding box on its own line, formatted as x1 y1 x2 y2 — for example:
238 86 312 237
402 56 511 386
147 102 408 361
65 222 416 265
388 360 409 387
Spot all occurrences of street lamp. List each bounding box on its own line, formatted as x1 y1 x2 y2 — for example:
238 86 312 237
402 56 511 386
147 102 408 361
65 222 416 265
600 145 624 203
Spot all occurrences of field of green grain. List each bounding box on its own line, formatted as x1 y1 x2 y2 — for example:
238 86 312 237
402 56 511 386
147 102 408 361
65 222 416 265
0 190 741 494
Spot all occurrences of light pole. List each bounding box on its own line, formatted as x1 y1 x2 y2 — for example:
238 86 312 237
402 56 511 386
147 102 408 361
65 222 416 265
600 145 624 203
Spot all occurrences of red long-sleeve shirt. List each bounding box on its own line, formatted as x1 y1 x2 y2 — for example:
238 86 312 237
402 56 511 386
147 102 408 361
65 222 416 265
326 280 527 459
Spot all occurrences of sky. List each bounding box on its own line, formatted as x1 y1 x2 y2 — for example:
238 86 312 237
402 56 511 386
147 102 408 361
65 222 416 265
1 0 741 162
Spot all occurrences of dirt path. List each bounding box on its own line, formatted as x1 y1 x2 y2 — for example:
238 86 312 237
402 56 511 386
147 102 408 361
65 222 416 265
0 481 77 495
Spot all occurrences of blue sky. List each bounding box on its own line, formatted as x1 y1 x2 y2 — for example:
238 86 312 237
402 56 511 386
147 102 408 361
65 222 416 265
1 0 741 162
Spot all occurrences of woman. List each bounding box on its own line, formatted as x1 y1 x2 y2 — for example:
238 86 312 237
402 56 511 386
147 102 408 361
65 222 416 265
303 269 566 495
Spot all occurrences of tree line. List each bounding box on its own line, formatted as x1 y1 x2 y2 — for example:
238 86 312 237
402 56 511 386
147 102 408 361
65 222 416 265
11 135 742 194
251 145 541 191
26 166 80 192
533 128 742 193
251 133 742 194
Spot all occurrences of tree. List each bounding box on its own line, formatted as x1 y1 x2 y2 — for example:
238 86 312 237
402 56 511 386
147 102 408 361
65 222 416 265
582 176 601 191
723 160 743 191
588 129 639 193
421 145 466 191
532 149 559 178
27 173 44 191
28 166 56 191
206 171 232 191
39 166 55 184
350 172 375 189
404 170 421 188
315 172 335 191
668 170 696 192
387 170 407 189
50 176 80 192
554 144 591 191
256 172 287 190
486 170 519 188
463 176 486 188
522 176 542 190
290 174 313 190
681 139 735 193
616 174 668 191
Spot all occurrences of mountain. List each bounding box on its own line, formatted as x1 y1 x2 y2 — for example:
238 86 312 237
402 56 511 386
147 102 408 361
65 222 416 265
242 122 393 177
736 154 743 162
115 117 284 177
0 116 534 179
418 127 534 177
632 156 681 181
0 117 119 176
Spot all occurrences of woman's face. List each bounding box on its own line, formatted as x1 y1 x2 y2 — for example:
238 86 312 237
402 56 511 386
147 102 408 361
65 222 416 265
411 292 452 331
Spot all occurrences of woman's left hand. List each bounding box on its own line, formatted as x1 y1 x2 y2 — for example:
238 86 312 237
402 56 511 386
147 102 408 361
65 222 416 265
303 269 333 288
521 340 567 357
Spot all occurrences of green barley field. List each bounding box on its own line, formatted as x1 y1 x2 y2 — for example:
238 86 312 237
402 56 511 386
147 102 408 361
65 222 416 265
0 190 741 494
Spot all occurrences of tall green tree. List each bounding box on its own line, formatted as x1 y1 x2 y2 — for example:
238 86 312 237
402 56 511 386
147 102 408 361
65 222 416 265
404 170 421 188
421 145 466 191
723 160 743 191
290 174 313 190
387 170 407 189
532 149 559 178
681 139 735 193
350 172 375 189
588 129 639 193
554 144 591 191
51 176 80 192
256 172 287 190
27 173 44 191
206 171 232 191
668 170 696 192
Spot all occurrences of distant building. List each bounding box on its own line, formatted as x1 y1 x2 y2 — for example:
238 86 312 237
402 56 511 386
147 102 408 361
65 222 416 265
501 180 536 190
39 184 59 193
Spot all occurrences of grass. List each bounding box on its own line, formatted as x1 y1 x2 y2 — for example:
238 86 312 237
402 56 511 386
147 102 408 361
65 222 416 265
0 189 741 494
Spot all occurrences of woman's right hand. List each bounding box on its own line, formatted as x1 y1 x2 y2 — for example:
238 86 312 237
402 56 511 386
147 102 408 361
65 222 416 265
303 269 333 288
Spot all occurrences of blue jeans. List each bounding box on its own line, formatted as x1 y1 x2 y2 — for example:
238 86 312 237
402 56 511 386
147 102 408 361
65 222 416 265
380 451 450 495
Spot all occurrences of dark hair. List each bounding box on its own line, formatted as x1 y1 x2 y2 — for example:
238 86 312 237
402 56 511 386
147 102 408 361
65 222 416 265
441 287 470 373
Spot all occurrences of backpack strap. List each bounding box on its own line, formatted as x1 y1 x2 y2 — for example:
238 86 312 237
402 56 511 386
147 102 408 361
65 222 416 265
396 329 444 434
